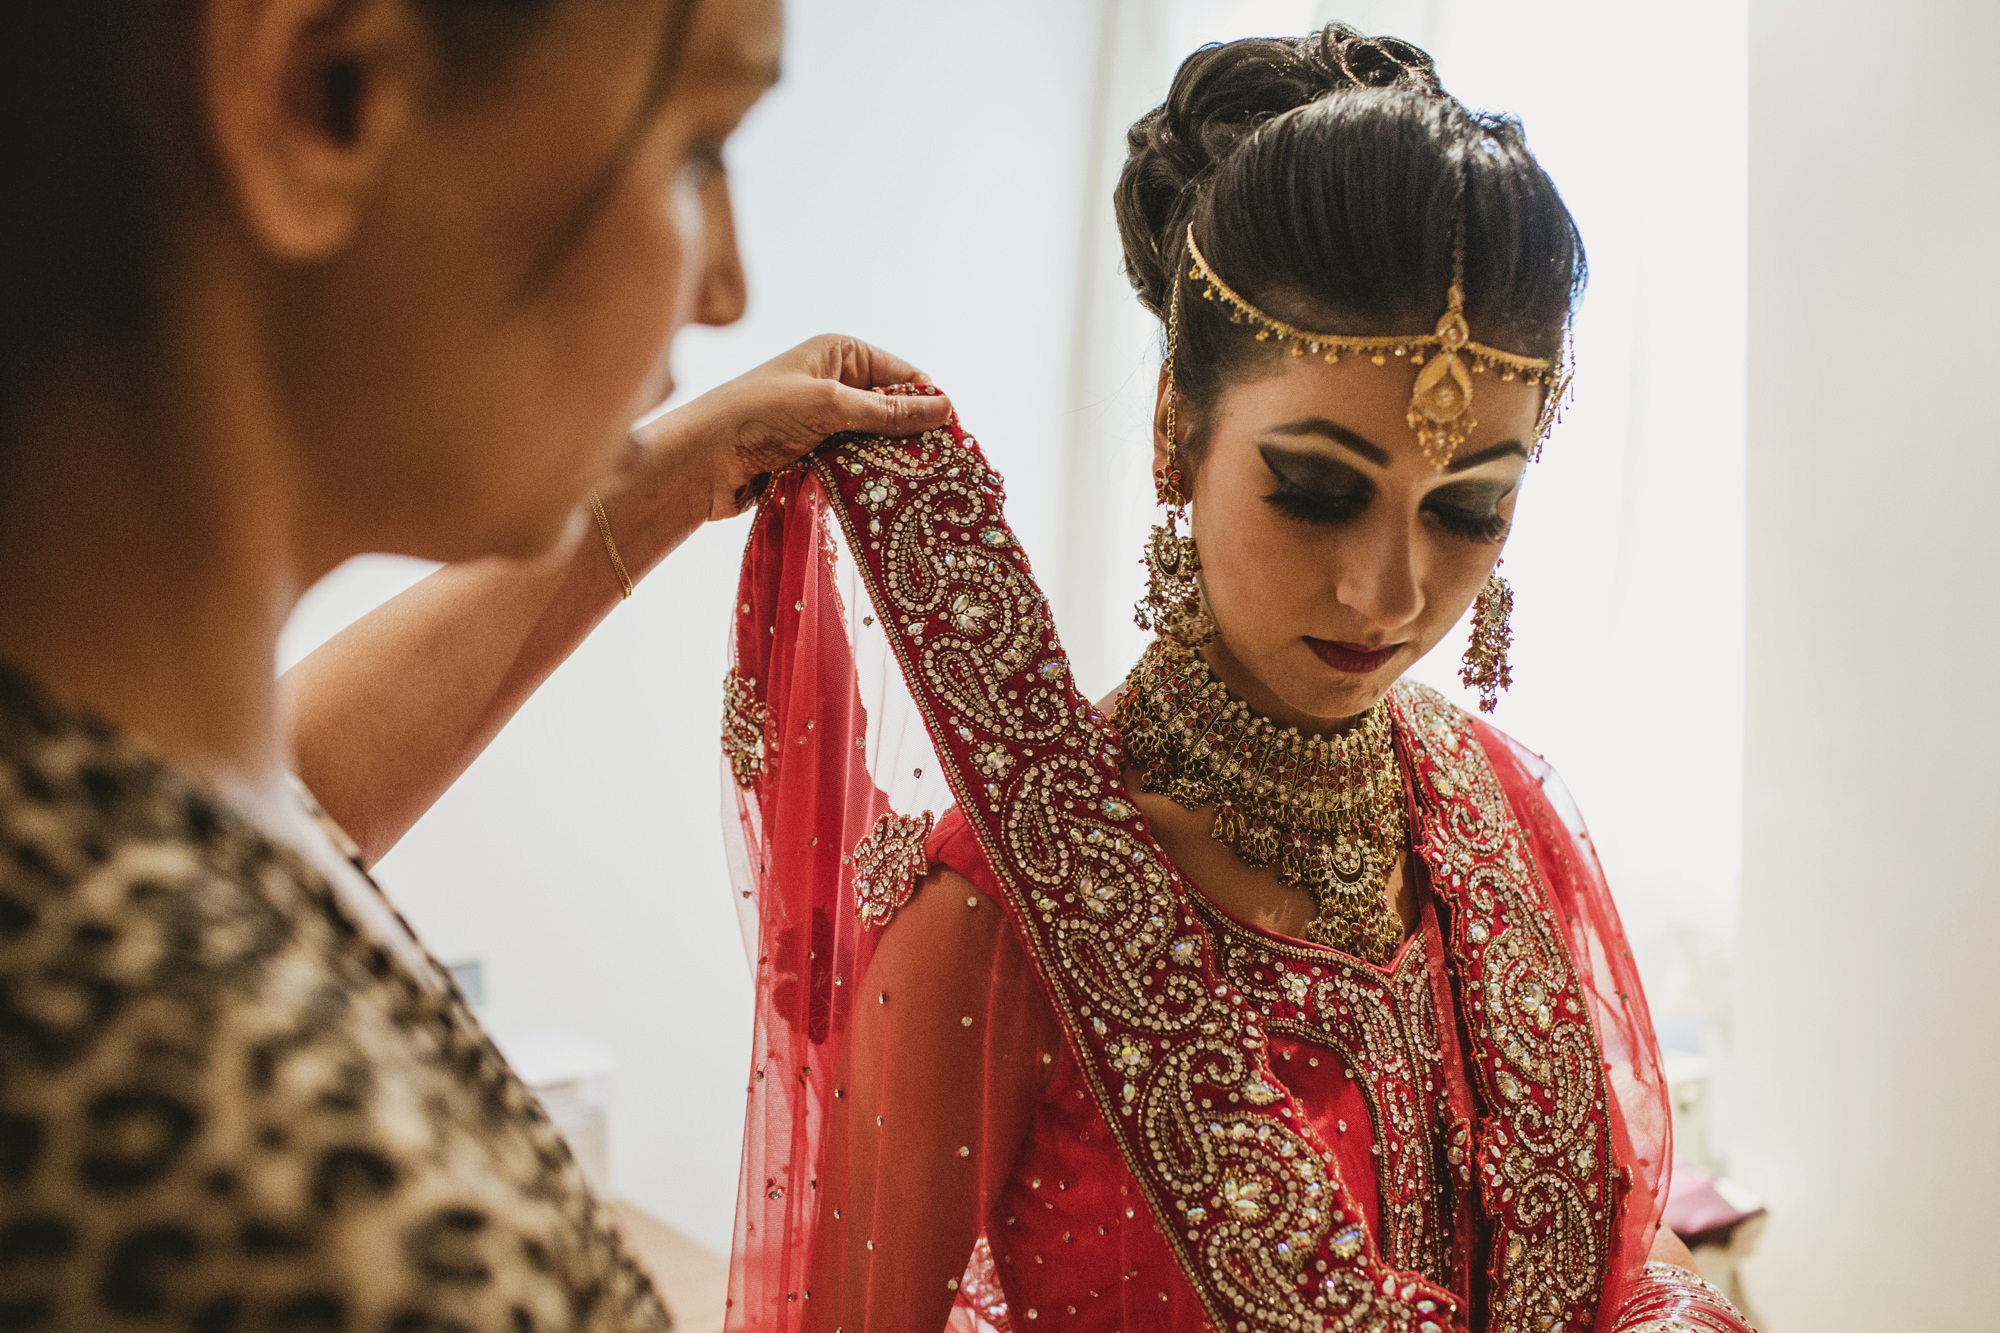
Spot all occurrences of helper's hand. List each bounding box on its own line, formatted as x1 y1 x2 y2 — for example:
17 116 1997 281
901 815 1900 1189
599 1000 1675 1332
284 339 950 868
636 334 954 522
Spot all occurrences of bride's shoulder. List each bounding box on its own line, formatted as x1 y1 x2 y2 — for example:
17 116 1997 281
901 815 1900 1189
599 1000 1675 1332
1388 680 1591 836
1389 679 1560 783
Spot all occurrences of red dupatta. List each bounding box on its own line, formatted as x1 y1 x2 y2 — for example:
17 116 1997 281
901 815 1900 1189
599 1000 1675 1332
722 391 1682 1333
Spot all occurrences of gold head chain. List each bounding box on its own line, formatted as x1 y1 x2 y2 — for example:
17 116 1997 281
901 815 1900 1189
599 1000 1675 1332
1180 221 1571 468
1158 262 1187 505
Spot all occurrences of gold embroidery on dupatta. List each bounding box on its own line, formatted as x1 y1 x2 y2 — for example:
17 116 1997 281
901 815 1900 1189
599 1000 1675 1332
811 418 1458 1333
1191 892 1455 1286
721 667 768 790
1392 685 1618 1333
852 810 936 930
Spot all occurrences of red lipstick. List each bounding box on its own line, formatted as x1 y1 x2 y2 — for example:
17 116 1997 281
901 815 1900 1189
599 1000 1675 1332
1305 638 1402 674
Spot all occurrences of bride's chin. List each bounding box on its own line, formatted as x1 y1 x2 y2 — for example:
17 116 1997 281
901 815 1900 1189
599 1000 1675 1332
1265 676 1390 733
1204 636 1392 731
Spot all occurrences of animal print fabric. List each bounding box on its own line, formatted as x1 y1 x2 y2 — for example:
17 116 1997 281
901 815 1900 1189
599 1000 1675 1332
0 664 672 1332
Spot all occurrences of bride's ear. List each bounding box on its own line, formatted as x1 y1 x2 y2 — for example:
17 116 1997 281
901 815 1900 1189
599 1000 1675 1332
203 0 422 261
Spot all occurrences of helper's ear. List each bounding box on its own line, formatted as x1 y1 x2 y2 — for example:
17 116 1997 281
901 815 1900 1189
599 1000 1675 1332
203 0 423 260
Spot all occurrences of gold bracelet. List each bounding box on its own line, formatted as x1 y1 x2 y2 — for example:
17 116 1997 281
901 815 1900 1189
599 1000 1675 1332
589 490 634 600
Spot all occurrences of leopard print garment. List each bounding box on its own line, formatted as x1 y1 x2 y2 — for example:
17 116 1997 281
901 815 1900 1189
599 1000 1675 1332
0 665 673 1332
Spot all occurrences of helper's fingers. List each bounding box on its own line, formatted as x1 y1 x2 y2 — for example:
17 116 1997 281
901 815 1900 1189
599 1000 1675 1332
801 333 935 391
847 339 932 390
823 380 953 438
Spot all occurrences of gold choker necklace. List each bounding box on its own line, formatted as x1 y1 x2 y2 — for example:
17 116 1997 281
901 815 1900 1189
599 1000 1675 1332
1113 639 1408 962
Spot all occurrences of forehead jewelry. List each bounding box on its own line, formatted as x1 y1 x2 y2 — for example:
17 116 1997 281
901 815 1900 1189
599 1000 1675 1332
1182 221 1571 467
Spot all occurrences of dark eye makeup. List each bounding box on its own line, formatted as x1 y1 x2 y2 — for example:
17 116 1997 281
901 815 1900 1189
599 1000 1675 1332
1423 484 1515 543
1258 444 1515 545
1261 447 1373 526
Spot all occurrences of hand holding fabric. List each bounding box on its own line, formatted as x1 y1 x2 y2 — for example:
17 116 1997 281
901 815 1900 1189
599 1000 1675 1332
630 334 955 523
284 338 947 865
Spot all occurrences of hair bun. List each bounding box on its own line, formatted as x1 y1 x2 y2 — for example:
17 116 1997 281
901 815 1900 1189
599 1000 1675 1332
1115 25 1442 315
1322 27 1436 88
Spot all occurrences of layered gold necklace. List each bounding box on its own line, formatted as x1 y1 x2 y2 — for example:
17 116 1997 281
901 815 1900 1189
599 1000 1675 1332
1113 639 1408 963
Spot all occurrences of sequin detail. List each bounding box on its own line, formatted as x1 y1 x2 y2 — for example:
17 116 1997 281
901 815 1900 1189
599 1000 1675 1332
852 810 936 931
1392 686 1619 1332
1193 903 1454 1284
722 667 769 789
810 410 1455 1332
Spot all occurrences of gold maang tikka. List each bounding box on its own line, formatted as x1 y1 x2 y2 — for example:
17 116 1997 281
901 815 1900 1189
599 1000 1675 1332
1182 221 1570 467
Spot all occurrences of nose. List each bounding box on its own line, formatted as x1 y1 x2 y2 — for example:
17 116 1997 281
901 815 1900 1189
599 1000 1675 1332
1335 514 1425 633
694 176 747 328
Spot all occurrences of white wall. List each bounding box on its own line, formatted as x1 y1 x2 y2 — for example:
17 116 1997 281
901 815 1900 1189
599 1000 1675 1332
1733 0 2000 1326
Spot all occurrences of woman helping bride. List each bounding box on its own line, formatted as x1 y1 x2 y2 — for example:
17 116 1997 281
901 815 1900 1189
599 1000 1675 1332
721 25 1752 1333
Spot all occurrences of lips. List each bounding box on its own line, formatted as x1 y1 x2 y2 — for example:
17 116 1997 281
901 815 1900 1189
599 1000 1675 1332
1305 638 1403 674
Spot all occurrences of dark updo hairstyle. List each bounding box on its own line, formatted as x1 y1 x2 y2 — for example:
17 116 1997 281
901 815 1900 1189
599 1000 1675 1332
0 0 691 422
1115 23 1584 466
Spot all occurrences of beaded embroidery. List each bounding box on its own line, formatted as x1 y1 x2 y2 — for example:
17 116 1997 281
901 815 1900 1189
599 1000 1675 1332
804 403 1448 1332
851 810 936 931
784 390 1620 1332
1392 687 1619 1332
1192 899 1454 1285
722 667 769 790
958 1236 1015 1332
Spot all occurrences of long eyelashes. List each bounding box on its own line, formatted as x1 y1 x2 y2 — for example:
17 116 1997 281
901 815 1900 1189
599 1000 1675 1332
1263 483 1368 527
1426 506 1512 544
1262 480 1512 545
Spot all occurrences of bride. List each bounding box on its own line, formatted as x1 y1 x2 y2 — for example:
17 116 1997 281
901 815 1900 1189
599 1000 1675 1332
722 24 1753 1333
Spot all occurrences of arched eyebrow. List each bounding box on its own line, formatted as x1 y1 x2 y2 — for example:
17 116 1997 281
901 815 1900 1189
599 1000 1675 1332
1265 418 1526 473
1265 417 1386 465
1446 441 1528 473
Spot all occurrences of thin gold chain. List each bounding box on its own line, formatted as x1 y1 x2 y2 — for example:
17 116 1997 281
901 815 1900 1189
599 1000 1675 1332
589 490 634 600
1183 226 1555 378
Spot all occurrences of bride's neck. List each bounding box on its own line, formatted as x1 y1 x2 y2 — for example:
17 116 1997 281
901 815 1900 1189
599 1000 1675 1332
1196 635 1369 736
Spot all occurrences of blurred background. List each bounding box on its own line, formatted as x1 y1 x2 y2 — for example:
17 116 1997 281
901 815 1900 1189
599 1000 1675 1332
279 0 1997 1328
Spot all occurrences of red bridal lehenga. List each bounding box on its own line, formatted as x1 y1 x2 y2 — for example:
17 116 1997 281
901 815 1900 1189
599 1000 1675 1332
720 390 1750 1333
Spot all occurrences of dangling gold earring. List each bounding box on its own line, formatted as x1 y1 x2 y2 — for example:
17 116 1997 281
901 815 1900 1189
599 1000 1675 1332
1136 503 1216 649
1460 570 1513 713
1136 272 1217 650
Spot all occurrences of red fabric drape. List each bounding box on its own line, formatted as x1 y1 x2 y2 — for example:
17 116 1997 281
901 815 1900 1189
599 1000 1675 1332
722 395 1692 1332
1474 724 1671 1321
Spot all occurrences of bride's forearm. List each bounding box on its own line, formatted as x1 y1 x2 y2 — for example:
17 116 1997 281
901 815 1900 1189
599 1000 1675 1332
1612 1237 1756 1332
281 474 708 867
1646 1224 1696 1270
